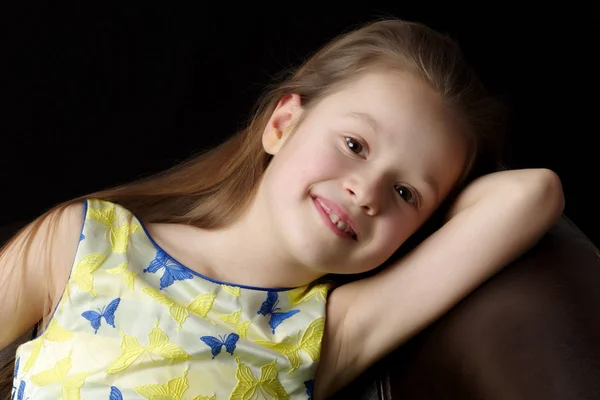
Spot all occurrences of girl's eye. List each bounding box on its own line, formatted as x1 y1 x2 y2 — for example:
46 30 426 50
394 184 418 206
345 137 367 157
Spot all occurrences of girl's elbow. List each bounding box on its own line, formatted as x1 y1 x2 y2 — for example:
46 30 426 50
522 168 565 221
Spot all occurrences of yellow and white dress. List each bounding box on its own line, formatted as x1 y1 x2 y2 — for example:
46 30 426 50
12 199 330 399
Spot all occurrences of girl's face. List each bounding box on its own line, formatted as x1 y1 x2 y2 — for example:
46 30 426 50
257 71 468 275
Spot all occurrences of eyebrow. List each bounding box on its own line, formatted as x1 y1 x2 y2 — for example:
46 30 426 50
345 111 380 133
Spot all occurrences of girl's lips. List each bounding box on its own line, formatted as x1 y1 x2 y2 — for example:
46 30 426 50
312 195 359 240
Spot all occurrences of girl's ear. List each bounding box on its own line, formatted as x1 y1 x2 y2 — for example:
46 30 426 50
262 93 303 155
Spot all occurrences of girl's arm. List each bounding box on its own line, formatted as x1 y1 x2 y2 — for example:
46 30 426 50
316 168 565 398
0 203 83 350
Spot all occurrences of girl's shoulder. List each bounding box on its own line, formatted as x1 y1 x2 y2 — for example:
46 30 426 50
0 200 86 348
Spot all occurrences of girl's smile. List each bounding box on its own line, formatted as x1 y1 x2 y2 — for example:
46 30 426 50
312 194 359 241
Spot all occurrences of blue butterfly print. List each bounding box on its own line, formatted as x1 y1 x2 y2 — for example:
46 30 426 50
200 333 239 359
11 357 22 400
143 248 194 289
13 357 19 380
109 386 123 400
257 291 300 333
304 379 314 400
79 233 85 241
11 380 25 400
81 298 121 334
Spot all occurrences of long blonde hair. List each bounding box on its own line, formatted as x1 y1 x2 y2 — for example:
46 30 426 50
0 18 505 397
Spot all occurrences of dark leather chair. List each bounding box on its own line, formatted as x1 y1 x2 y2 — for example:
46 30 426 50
2 215 599 399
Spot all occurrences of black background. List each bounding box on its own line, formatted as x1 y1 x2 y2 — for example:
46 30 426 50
1 3 598 246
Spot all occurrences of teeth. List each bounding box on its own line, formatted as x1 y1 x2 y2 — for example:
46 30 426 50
328 212 353 235
337 220 348 231
318 199 355 238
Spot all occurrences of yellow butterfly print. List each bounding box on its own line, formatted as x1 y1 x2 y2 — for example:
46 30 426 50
230 358 289 400
23 319 74 372
106 321 190 374
68 253 107 297
255 317 324 374
135 369 215 400
87 200 118 224
218 310 251 339
143 287 216 330
87 202 140 253
109 222 141 253
30 351 88 400
221 284 241 297
287 284 330 306
106 261 137 290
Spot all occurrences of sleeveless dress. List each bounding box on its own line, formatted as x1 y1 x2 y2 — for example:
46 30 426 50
12 199 331 399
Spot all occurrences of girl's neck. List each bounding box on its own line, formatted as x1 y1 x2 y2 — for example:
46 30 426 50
144 209 323 289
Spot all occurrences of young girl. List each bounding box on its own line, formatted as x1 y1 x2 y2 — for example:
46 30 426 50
0 18 564 400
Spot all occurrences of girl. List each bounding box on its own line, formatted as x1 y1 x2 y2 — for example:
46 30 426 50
0 18 564 400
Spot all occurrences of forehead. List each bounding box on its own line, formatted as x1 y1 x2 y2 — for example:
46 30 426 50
321 71 455 132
